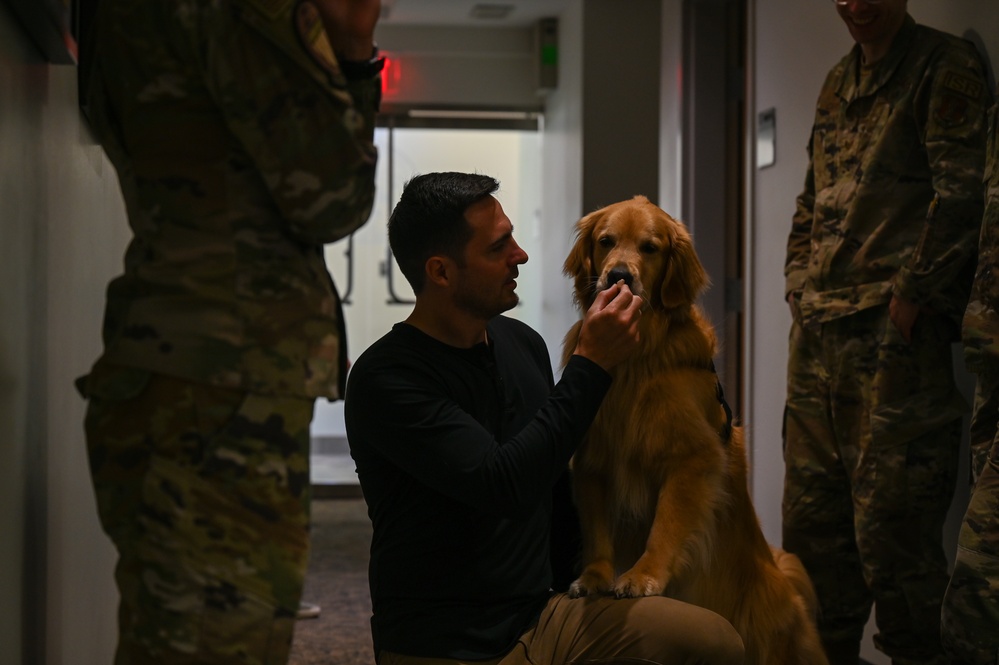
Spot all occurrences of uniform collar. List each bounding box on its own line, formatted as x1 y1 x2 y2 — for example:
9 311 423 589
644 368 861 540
836 14 916 103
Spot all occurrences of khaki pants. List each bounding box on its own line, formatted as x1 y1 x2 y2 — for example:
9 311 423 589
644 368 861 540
379 593 744 665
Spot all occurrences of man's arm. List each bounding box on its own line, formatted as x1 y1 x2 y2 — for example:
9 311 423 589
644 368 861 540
203 0 382 245
345 351 612 520
785 136 817 319
962 94 999 369
893 45 991 325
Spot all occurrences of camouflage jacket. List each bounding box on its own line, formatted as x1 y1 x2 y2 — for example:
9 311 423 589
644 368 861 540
962 87 999 372
84 0 380 399
785 15 989 332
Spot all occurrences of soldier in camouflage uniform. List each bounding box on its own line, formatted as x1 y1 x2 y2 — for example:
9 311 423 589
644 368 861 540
75 0 382 663
941 84 999 665
781 1 989 664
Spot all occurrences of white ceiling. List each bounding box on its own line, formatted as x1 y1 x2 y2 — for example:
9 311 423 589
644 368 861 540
380 0 570 27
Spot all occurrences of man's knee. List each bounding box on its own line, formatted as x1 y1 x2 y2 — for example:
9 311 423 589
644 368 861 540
694 610 744 665
632 597 744 665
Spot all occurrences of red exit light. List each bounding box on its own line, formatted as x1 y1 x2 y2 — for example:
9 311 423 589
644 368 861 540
381 54 401 99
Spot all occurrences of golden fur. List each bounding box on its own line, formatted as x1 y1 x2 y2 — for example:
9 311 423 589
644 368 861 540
562 196 828 665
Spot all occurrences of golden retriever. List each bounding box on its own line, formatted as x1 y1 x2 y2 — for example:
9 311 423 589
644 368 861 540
562 196 828 665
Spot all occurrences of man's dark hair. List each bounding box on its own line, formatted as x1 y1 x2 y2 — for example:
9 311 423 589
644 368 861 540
388 172 501 294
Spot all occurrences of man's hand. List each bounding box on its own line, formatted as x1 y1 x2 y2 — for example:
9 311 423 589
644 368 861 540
573 281 643 371
787 291 800 321
313 0 381 61
888 294 923 343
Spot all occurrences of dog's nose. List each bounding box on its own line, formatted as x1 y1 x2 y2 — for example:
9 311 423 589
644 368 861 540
607 267 634 288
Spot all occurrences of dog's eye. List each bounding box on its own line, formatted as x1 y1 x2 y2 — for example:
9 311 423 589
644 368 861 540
640 242 659 254
598 236 615 248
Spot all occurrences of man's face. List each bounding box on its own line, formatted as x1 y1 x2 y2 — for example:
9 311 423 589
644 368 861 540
836 0 907 57
451 196 529 320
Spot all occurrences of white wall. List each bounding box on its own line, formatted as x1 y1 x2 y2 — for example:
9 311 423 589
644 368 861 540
749 1 999 661
750 0 853 544
41 77 129 665
1 2 131 663
0 12 34 663
539 0 585 364
659 0 684 215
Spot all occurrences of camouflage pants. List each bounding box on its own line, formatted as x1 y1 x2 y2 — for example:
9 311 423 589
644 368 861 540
782 307 965 665
79 360 315 665
941 371 999 665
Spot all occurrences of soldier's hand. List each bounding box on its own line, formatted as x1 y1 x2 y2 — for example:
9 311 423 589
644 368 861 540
572 281 643 371
313 0 381 61
787 291 801 321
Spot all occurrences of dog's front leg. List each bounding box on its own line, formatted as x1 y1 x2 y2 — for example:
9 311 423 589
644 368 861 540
568 468 615 597
614 462 720 598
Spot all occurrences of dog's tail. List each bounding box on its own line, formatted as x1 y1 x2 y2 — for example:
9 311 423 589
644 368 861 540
770 546 819 619
770 546 830 665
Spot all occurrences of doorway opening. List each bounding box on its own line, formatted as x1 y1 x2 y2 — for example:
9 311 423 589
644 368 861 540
682 0 747 420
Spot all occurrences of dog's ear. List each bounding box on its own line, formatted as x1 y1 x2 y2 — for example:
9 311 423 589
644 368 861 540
659 217 710 310
564 209 603 306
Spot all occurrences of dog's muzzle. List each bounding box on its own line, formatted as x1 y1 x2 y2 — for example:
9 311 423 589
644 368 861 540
605 267 635 289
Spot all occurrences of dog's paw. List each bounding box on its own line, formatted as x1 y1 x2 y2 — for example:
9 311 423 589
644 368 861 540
613 571 666 598
567 579 591 598
568 575 612 598
568 562 615 597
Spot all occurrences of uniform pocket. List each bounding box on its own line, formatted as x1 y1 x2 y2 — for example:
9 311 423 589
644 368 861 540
76 360 151 401
869 388 968 444
870 314 969 444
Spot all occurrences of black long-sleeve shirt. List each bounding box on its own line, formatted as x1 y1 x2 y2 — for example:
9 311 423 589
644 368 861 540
343 316 611 659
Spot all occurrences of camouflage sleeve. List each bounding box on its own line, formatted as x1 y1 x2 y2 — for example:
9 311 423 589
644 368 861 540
198 0 379 246
785 132 817 299
894 44 991 309
963 97 999 371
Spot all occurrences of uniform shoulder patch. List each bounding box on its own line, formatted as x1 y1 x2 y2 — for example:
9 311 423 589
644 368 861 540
294 0 339 79
935 92 971 128
942 71 984 100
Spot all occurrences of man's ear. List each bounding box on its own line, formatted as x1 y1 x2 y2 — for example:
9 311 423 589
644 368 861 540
425 256 451 288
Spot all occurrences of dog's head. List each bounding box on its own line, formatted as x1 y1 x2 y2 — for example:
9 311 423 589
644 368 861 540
564 195 709 312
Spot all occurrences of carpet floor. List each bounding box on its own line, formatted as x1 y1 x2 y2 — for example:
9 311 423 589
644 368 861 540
289 498 375 665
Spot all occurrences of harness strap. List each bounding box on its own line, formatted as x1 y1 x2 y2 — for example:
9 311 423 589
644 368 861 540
710 361 734 444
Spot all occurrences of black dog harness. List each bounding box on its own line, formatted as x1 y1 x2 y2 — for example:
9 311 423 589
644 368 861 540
710 361 734 444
